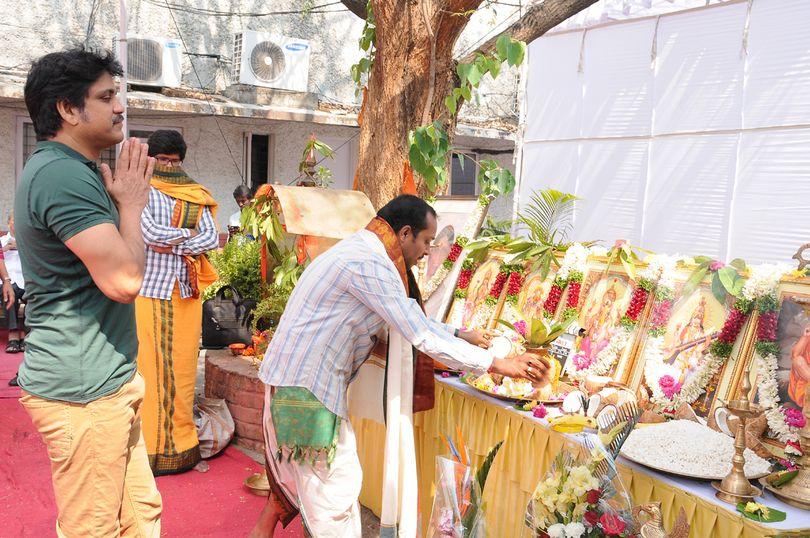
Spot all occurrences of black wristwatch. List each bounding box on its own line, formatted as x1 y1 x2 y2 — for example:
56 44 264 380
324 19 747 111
454 328 460 338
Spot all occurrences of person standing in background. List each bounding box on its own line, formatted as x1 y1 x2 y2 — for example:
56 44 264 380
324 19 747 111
136 129 220 475
3 211 26 354
228 184 252 239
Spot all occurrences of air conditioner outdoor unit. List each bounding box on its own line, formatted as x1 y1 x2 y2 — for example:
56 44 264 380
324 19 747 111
232 31 310 92
126 35 182 88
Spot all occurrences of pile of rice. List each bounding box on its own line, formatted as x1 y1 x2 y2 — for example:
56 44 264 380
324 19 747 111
621 420 771 479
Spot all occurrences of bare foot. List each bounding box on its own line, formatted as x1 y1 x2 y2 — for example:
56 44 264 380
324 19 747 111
193 460 210 473
248 499 281 538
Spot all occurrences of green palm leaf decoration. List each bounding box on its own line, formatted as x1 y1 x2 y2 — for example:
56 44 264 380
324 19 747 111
518 189 578 245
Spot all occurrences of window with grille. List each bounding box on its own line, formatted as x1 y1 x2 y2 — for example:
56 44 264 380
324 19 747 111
21 122 116 170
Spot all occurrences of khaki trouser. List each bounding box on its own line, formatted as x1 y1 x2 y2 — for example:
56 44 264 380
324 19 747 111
20 373 162 538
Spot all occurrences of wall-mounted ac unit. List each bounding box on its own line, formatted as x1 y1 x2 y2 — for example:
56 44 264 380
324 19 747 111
127 35 182 88
232 31 310 92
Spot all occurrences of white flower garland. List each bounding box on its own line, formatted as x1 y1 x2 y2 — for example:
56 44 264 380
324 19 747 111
569 326 633 381
422 201 488 299
757 353 799 443
557 243 589 281
644 335 727 408
422 263 451 299
741 263 793 301
744 263 798 443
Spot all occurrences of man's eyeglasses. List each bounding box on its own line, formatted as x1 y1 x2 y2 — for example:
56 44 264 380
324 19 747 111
155 157 183 166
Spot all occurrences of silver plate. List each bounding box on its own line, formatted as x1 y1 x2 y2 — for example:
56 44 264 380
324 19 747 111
619 449 770 481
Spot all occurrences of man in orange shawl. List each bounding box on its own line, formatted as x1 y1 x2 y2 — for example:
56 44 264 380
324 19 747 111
136 130 219 474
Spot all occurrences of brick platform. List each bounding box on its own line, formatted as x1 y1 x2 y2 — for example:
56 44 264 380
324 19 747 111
204 350 265 453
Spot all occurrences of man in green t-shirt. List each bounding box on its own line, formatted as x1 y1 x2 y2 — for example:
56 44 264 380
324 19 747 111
15 48 162 537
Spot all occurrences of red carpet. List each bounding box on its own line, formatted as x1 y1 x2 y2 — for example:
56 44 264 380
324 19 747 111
0 338 304 537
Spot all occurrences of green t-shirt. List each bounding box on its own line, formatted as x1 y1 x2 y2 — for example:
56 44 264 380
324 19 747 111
15 141 138 403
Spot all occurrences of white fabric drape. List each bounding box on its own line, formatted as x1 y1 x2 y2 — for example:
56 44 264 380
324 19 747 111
519 0 810 264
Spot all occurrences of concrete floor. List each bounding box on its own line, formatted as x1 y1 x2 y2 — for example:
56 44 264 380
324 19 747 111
196 350 382 536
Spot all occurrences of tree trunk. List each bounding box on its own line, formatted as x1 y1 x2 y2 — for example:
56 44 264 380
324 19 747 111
351 0 598 209
355 1 481 209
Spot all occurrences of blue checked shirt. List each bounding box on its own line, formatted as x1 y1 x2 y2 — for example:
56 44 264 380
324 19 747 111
259 229 495 419
139 187 219 300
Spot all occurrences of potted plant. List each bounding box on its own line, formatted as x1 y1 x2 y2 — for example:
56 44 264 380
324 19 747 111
498 316 574 390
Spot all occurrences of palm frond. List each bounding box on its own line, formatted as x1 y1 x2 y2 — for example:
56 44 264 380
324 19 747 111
518 189 578 244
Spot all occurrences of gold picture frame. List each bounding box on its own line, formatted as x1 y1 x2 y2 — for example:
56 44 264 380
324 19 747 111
723 277 810 450
563 261 641 383
625 268 751 419
444 250 507 331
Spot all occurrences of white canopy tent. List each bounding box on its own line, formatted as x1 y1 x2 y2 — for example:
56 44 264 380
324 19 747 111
516 0 810 264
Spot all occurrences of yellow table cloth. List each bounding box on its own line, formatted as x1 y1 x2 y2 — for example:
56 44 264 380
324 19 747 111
353 378 810 537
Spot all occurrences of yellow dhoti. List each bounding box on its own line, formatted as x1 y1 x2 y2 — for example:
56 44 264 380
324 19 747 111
136 286 203 475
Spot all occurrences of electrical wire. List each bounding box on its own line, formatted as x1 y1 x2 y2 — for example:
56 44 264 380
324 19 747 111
142 0 348 17
456 6 523 60
162 0 245 181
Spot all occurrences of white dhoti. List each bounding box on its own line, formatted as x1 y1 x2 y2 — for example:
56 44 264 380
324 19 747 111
262 386 363 538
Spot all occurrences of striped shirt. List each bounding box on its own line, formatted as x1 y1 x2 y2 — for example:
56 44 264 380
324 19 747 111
259 229 494 419
140 187 219 300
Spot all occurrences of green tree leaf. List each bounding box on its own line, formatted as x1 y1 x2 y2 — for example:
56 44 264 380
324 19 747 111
507 40 526 67
444 95 457 115
495 35 510 62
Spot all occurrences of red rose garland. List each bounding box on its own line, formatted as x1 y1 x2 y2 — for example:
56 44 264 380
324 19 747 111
485 267 510 306
620 278 654 329
453 259 478 299
710 299 752 358
543 277 567 317
561 271 583 320
442 240 464 270
505 268 525 305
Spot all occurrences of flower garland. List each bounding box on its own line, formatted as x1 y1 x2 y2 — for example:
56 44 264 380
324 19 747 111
619 278 653 330
504 267 526 305
543 276 567 318
570 327 634 380
645 297 753 409
423 237 467 299
485 265 512 306
422 199 489 299
748 264 802 446
542 244 590 319
452 259 478 299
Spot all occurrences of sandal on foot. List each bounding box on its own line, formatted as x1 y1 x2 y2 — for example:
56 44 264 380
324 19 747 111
5 340 19 353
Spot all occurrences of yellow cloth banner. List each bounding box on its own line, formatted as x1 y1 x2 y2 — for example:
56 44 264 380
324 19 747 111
353 381 807 538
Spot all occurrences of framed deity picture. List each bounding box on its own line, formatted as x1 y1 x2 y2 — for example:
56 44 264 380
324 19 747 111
723 277 810 451
563 263 639 383
445 250 507 331
626 270 747 419
519 266 559 320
